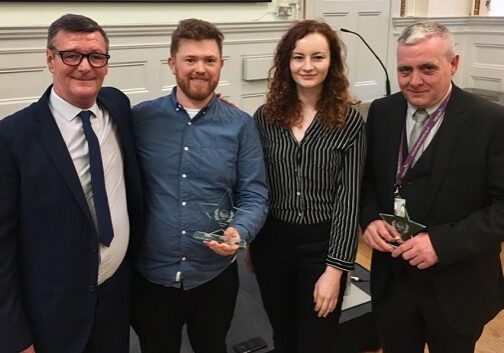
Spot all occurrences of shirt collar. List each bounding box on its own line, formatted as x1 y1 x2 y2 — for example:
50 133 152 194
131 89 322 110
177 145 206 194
49 88 100 121
168 86 216 115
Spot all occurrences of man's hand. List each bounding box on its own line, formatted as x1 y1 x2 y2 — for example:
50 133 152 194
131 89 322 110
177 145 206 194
215 93 237 108
392 232 439 269
205 226 240 256
21 345 35 353
362 220 399 252
313 266 343 318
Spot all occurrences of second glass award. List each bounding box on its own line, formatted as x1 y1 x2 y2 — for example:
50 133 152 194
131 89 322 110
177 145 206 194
379 208 425 245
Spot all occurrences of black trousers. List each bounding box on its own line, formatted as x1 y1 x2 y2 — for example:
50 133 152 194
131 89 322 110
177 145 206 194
250 218 347 353
84 260 131 353
373 272 483 353
131 262 239 353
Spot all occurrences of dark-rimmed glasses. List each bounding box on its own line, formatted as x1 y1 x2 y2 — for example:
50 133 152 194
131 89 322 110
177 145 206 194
52 50 110 68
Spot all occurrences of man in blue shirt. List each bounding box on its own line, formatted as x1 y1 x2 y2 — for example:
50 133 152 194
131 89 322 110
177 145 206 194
131 18 268 353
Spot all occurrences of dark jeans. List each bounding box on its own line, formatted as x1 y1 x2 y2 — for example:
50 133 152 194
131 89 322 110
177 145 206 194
374 272 483 353
250 218 347 353
131 262 239 353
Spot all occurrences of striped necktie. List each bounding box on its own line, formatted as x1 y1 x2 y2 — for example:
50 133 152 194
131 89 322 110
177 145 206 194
408 108 429 151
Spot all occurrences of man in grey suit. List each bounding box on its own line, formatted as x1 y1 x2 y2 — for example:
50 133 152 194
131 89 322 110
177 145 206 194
0 14 142 353
360 22 504 353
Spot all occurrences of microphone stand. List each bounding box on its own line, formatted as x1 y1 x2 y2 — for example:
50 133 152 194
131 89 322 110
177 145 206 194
340 28 391 96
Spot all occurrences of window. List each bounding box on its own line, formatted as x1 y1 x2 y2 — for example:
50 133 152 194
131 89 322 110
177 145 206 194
488 0 504 15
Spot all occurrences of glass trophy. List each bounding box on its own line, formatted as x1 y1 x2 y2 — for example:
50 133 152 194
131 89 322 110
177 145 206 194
379 208 426 245
192 191 248 248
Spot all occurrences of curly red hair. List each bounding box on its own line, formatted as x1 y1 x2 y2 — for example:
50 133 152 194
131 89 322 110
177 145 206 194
264 20 350 129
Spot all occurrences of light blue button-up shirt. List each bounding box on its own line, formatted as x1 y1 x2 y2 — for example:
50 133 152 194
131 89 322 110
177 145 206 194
132 88 268 289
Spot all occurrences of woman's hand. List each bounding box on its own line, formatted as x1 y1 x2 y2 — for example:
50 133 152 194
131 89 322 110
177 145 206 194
21 345 35 353
243 247 255 273
313 266 343 318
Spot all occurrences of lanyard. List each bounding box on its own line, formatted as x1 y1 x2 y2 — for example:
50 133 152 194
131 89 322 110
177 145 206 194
394 93 451 195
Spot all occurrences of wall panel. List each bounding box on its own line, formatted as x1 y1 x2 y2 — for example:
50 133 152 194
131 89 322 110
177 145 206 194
391 17 504 94
0 21 290 118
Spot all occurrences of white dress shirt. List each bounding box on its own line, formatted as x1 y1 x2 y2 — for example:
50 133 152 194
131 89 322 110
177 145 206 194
49 89 129 285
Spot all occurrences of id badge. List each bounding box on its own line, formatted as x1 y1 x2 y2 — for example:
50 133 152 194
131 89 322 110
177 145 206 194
394 197 406 217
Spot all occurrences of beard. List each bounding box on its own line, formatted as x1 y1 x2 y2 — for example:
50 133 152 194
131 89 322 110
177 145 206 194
176 74 219 103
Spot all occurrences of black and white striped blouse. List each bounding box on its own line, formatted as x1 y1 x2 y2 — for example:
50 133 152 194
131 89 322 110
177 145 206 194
254 105 366 270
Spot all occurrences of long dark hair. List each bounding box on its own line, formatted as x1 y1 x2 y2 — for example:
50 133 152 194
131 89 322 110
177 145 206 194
264 20 350 129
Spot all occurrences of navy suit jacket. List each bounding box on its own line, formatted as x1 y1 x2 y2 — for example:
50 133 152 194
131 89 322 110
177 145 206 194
361 85 504 334
0 86 143 352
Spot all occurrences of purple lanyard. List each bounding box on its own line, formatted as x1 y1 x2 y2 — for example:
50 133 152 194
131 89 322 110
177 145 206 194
395 93 451 192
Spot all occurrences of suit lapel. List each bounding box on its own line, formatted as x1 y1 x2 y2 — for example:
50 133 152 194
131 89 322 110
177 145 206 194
32 88 94 223
425 87 468 215
385 95 408 203
98 92 127 148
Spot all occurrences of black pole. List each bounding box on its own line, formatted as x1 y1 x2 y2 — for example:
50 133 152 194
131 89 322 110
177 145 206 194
340 28 391 96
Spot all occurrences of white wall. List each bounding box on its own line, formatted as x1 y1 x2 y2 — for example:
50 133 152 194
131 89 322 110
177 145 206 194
386 0 504 95
0 20 292 118
0 0 298 26
306 0 392 102
402 0 473 17
2 0 504 118
0 1 303 118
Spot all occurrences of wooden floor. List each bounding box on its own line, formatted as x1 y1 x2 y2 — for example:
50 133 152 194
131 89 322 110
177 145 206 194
355 237 504 353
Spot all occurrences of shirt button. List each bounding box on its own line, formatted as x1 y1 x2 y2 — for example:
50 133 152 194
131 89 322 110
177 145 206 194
182 174 187 178
188 122 192 126
182 257 187 261
298 212 302 217
181 201 187 206
181 230 186 235
184 146 189 151
88 285 96 293
296 191 301 196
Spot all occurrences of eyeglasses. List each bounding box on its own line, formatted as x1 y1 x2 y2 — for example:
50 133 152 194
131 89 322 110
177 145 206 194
52 49 110 68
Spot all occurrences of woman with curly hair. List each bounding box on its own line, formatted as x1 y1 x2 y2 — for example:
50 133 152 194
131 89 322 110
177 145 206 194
250 20 366 353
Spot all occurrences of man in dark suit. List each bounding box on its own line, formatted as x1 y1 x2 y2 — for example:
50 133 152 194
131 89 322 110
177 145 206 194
360 21 504 353
0 14 142 353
